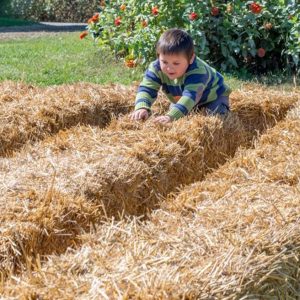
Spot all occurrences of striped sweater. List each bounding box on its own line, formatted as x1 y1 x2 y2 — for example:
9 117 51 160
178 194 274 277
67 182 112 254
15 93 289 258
135 56 231 120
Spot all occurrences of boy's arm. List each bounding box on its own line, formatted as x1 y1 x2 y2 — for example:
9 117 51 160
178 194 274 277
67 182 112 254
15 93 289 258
135 63 162 112
167 71 209 120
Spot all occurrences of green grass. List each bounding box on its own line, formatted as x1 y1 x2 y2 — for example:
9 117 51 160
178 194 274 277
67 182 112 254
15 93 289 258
0 31 297 90
0 17 36 27
0 32 143 86
0 31 247 88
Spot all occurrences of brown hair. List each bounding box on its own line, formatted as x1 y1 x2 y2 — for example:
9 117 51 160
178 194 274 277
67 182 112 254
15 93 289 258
156 28 194 60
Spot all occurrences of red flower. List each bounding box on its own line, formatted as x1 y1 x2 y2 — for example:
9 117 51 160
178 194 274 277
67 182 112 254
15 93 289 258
120 4 126 11
141 20 148 28
114 17 121 26
257 48 266 57
91 13 99 22
152 6 159 15
189 12 198 21
125 59 136 68
79 31 88 39
211 7 220 16
250 2 262 14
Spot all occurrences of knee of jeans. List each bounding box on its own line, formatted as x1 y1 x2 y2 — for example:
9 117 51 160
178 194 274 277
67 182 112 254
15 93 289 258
218 103 230 114
207 103 229 115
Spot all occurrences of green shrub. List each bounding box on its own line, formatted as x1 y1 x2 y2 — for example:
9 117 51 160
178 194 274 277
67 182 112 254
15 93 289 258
86 0 300 74
2 0 99 22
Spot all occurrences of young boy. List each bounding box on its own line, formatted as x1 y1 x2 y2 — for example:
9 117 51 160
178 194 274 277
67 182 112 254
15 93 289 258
130 28 231 124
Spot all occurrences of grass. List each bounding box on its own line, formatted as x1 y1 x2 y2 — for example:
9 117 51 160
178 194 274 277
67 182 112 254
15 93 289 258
0 17 36 27
0 31 297 89
0 31 244 89
0 32 144 86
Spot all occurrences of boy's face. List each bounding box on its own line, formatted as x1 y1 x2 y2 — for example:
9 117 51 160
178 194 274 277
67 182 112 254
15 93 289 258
159 52 195 80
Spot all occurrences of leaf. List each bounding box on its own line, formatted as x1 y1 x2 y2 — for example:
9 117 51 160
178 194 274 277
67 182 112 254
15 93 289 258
292 54 299 66
221 44 229 57
248 38 256 49
249 48 257 57
228 56 238 68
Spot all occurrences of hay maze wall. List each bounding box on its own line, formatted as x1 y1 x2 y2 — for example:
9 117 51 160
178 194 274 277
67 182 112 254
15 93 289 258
0 81 299 298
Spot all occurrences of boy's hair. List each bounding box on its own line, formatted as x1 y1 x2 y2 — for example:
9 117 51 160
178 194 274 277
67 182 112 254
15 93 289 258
156 28 194 60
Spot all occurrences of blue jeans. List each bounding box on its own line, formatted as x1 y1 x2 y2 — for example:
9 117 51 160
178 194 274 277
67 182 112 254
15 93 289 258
195 95 230 115
170 96 230 117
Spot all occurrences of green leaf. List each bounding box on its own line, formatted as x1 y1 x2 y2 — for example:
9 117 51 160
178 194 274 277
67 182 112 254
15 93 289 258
228 56 238 68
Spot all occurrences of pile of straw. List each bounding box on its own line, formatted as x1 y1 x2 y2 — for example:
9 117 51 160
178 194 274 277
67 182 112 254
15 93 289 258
0 189 100 278
2 102 299 299
0 81 137 156
0 86 299 278
0 81 297 157
0 116 241 276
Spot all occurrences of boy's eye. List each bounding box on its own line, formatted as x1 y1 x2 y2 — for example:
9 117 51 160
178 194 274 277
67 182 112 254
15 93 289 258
174 63 180 66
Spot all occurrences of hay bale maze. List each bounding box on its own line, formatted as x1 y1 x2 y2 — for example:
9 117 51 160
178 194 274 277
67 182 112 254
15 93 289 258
0 81 137 156
0 81 299 298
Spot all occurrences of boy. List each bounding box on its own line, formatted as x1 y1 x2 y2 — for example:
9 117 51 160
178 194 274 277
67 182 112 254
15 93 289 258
130 28 231 124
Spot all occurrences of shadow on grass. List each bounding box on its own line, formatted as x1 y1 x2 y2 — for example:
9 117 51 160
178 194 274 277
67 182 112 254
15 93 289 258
0 18 86 32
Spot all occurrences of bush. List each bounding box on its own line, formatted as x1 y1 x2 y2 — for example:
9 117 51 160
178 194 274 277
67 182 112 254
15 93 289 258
86 0 300 74
2 0 99 22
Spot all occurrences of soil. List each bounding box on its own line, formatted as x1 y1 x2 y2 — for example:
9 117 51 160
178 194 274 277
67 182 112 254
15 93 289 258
0 22 86 40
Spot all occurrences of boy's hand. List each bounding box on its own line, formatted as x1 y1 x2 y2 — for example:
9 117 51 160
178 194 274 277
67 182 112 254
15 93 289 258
153 115 172 124
130 108 149 121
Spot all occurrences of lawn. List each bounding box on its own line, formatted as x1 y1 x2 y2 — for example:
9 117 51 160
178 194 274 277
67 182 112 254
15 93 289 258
0 31 297 90
0 32 148 86
0 31 258 89
0 32 147 86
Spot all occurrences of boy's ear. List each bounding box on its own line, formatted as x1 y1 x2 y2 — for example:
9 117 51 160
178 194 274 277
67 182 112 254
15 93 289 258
189 53 195 64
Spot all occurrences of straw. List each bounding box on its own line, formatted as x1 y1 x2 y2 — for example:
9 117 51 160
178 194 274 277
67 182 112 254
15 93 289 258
0 84 299 289
0 81 136 156
2 102 300 299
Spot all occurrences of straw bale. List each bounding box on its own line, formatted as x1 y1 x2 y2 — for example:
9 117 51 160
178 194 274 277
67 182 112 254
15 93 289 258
0 88 299 279
0 81 137 156
229 87 299 135
169 103 300 211
2 103 300 299
2 183 299 299
0 189 100 279
1 115 242 217
110 87 299 143
0 113 240 277
0 81 298 158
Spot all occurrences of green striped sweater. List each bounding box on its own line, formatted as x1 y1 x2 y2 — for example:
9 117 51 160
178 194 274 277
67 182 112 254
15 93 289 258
135 56 231 120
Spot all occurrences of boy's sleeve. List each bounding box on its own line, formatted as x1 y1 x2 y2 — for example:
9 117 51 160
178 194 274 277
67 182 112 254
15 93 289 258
135 62 162 111
167 68 210 120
